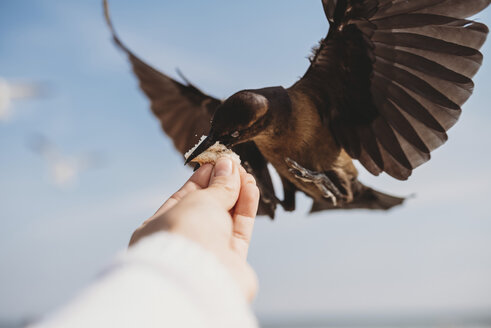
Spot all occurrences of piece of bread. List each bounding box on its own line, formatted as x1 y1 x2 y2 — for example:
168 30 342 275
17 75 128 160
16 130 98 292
184 135 241 165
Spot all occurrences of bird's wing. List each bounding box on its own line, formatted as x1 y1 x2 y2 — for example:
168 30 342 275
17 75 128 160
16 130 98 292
28 134 60 163
10 83 44 100
322 0 338 23
104 1 279 217
104 1 220 154
76 152 105 172
292 0 490 180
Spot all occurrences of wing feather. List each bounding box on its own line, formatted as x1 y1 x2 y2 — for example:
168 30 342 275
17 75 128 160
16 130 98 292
104 0 278 217
292 0 489 179
104 2 219 154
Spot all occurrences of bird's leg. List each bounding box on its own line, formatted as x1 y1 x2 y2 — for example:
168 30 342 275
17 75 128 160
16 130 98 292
280 176 296 212
285 158 342 206
243 161 281 206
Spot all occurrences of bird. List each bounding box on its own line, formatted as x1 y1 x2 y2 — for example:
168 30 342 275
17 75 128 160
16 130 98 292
103 0 490 218
0 78 44 122
28 135 104 189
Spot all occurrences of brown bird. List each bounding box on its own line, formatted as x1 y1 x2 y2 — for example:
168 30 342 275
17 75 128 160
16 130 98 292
104 0 490 218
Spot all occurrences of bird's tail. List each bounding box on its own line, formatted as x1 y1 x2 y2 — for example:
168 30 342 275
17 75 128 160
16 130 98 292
310 182 405 213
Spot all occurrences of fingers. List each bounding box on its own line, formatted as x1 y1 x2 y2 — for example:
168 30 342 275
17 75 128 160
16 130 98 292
153 164 213 217
231 172 260 259
206 157 241 211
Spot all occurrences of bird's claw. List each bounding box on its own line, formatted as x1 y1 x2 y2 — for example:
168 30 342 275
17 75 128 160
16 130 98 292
285 157 340 206
286 158 312 182
319 186 337 206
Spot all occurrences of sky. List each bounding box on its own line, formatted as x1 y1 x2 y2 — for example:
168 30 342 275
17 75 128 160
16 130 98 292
0 0 491 324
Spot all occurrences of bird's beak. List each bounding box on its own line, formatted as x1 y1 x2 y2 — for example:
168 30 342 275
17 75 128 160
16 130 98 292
184 136 216 165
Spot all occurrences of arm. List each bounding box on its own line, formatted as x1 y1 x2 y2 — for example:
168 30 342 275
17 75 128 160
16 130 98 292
32 158 259 328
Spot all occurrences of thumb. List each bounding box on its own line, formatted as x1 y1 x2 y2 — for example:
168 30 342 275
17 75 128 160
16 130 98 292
206 157 241 210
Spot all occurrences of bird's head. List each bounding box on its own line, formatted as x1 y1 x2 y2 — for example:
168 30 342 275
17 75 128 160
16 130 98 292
185 90 271 164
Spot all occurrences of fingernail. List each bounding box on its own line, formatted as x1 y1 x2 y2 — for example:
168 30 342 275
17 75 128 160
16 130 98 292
214 157 233 176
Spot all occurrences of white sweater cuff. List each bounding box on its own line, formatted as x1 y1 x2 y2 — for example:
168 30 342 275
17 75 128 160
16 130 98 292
33 232 258 328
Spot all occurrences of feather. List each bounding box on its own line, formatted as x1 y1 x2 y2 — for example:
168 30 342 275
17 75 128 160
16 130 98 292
292 0 489 180
374 0 491 20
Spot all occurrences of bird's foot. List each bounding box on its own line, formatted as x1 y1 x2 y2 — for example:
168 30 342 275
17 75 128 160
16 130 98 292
285 158 341 206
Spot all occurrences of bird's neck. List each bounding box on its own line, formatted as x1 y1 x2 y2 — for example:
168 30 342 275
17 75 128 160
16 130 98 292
253 86 341 171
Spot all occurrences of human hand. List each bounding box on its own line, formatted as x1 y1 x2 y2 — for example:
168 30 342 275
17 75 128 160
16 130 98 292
129 157 260 301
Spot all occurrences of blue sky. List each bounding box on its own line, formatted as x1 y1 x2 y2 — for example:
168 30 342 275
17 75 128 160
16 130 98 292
1 0 491 322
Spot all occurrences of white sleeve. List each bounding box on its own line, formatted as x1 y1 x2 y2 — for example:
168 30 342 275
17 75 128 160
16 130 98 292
31 232 258 328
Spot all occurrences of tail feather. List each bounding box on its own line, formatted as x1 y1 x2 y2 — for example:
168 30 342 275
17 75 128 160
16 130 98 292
310 182 405 213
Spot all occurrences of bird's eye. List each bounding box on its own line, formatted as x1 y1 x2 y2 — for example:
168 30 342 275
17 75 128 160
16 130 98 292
231 131 240 138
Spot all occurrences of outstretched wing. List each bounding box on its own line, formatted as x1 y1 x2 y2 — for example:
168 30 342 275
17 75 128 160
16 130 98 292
294 0 490 180
322 0 338 23
103 1 278 217
104 1 220 154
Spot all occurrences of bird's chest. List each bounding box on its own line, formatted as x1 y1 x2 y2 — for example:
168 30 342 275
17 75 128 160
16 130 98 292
253 123 342 199
252 88 351 199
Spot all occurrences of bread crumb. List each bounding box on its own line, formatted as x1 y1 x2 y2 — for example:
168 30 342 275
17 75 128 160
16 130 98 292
185 135 241 165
